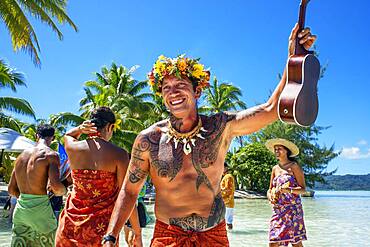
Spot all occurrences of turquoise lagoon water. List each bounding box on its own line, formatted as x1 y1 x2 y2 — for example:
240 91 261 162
1 191 369 247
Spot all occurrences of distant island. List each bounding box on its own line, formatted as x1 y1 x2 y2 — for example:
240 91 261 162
314 174 370 191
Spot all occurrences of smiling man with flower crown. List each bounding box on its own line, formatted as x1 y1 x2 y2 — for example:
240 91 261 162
103 24 316 247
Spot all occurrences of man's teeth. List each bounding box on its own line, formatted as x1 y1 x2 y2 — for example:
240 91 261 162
171 99 184 105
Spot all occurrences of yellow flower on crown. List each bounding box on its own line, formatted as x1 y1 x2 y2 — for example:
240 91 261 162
148 54 210 97
192 63 205 79
154 60 165 75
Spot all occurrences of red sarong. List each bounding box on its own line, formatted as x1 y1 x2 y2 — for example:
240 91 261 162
55 169 119 247
150 220 229 247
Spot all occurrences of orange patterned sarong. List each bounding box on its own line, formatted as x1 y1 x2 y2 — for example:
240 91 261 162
150 220 229 247
55 169 119 247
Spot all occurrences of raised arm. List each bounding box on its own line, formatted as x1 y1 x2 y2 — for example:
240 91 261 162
227 24 316 138
64 121 97 150
104 133 150 245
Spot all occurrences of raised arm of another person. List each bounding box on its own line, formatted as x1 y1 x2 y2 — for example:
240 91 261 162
104 134 150 246
64 120 97 150
226 24 317 138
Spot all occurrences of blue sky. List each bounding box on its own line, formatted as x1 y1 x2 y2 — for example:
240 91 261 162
1 1 369 175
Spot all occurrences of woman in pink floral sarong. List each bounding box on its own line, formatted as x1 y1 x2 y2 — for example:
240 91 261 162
266 139 307 247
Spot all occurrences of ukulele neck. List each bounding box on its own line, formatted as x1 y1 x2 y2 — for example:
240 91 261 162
295 0 313 55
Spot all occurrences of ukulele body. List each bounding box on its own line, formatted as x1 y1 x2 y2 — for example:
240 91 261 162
278 54 320 126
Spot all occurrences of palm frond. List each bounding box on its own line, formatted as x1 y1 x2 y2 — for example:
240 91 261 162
0 112 22 132
0 96 35 118
0 0 41 64
49 112 85 127
0 59 26 91
18 0 63 39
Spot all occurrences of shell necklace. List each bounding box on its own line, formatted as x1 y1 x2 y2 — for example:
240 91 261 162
164 117 207 155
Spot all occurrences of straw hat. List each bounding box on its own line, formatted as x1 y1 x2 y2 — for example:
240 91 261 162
265 138 299 157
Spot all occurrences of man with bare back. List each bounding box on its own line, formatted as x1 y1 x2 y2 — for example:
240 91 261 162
8 124 66 247
103 24 316 246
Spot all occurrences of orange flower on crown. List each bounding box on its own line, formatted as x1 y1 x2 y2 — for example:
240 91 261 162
177 58 187 72
148 54 211 97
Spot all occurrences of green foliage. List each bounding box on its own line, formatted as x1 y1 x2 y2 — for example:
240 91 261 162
0 59 26 91
1 153 17 183
0 0 77 65
248 121 339 188
0 96 35 117
0 167 5 177
227 142 277 193
78 63 156 152
0 60 35 124
199 77 247 114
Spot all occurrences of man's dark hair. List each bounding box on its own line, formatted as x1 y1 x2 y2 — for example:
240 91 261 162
90 106 116 130
36 124 55 138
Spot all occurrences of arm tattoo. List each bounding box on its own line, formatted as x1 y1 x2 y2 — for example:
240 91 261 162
129 166 147 183
169 193 225 231
236 105 265 121
128 138 150 184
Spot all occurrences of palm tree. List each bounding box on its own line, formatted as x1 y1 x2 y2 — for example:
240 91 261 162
200 77 247 146
0 60 35 131
0 0 78 65
78 63 155 151
200 77 247 114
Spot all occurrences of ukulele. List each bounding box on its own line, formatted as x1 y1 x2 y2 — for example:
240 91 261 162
278 0 320 127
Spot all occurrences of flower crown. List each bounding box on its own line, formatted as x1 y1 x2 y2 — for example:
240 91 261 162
148 54 210 96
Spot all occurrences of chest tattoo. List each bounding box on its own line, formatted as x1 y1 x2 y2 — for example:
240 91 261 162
149 113 235 192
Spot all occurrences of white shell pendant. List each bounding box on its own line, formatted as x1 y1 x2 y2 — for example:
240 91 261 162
164 117 208 155
174 138 179 149
183 141 192 155
190 138 196 146
196 133 205 139
165 133 172 143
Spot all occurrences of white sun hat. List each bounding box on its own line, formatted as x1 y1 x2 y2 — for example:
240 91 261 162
265 138 299 157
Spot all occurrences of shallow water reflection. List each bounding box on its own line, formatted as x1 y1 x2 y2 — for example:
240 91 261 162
1 191 369 246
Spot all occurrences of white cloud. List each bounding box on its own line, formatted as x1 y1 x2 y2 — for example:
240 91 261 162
357 140 368 146
341 147 370 160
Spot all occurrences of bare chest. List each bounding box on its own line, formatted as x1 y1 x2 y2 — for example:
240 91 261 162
148 120 228 192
